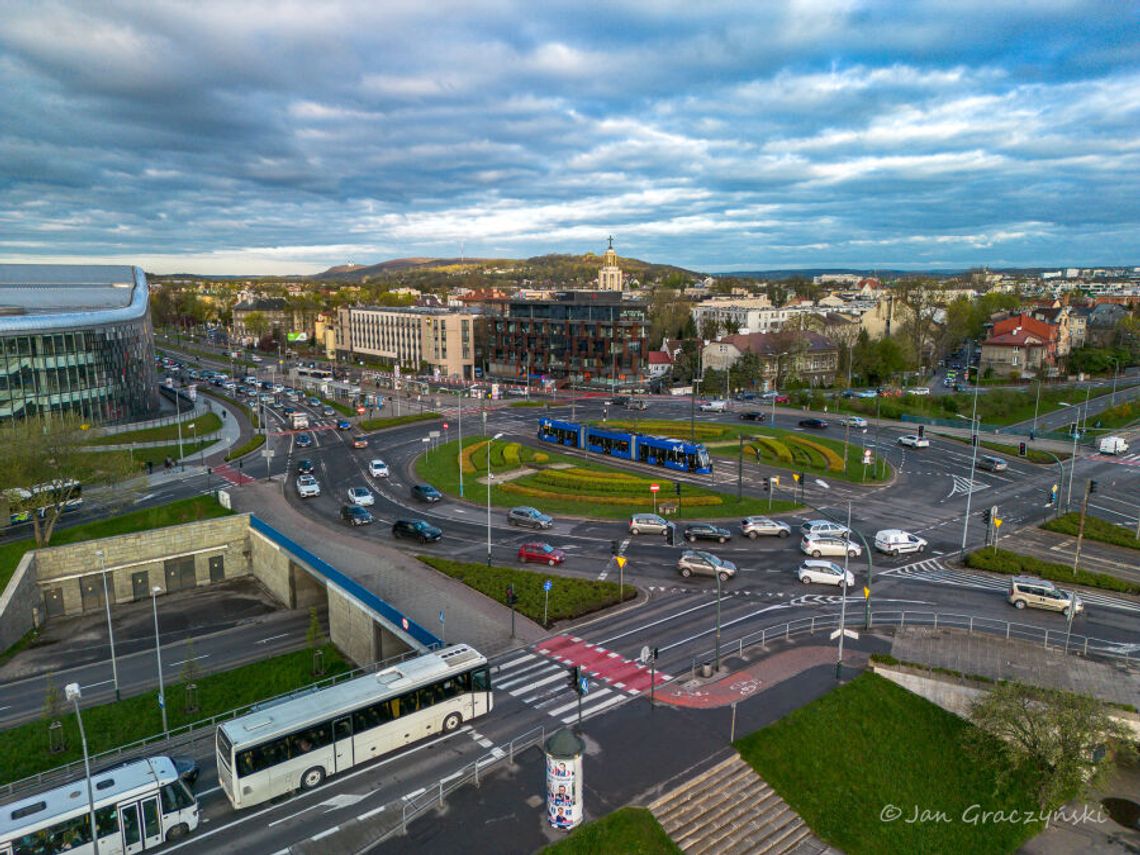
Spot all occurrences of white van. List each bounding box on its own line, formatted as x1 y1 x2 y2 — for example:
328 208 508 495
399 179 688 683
1098 436 1129 455
874 529 928 556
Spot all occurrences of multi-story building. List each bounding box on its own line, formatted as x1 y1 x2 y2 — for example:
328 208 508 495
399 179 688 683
0 264 159 425
701 331 839 387
231 297 293 344
335 306 476 380
487 290 649 387
690 297 791 336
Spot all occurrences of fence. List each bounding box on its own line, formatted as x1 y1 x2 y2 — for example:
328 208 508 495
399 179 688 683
96 390 209 435
687 609 1140 675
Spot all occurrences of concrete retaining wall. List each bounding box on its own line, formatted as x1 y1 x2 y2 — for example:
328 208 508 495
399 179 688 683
0 552 41 651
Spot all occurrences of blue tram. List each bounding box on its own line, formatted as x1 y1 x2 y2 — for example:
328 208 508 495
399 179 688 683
537 418 713 474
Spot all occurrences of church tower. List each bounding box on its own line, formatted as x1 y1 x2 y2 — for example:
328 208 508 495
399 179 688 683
597 235 623 291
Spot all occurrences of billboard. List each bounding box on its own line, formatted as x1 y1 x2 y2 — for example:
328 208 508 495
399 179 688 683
286 332 308 343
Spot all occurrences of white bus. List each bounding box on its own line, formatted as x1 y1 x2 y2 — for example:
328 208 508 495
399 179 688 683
216 645 492 809
0 756 198 855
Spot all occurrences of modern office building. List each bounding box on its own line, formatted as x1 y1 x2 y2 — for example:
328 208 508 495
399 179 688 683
0 264 160 425
335 305 477 380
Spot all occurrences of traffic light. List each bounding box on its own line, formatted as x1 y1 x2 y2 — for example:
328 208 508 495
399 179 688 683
674 482 682 496
1018 441 1027 457
610 540 619 556
761 477 770 492
506 585 518 606
971 434 979 447
917 424 925 439
666 524 676 546
982 508 992 524
1089 480 1098 494
567 665 580 692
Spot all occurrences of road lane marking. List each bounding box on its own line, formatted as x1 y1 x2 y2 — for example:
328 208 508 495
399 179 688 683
257 633 291 645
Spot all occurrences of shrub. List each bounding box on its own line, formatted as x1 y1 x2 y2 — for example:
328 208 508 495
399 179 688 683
532 452 549 463
1043 513 1140 552
754 436 793 464
791 436 845 471
502 442 522 467
224 433 265 461
964 548 1140 595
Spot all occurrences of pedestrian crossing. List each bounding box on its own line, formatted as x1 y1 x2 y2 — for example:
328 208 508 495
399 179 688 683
212 462 256 485
493 636 672 726
1089 452 1140 467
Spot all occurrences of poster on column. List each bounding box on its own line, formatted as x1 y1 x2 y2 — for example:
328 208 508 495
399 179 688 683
546 753 582 830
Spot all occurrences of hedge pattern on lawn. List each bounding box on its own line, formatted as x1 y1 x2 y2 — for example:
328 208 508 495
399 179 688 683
792 435 846 471
964 547 1140 595
1042 512 1140 551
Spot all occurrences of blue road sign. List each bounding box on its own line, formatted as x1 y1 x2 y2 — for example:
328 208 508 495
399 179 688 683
543 579 553 592
578 676 590 695
439 610 445 624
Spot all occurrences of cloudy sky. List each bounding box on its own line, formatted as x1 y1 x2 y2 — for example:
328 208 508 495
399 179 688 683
1 1 1137 275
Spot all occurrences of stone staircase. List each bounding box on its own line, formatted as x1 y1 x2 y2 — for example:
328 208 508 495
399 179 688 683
648 754 840 855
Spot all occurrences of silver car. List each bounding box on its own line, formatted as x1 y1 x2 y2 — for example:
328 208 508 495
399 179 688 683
677 550 736 582
797 560 855 587
800 519 850 539
977 455 1008 472
629 513 669 535
508 506 553 529
800 535 862 559
741 516 791 539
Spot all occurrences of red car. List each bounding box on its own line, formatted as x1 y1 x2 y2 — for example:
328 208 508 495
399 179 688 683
774 394 790 404
351 436 368 448
518 542 565 566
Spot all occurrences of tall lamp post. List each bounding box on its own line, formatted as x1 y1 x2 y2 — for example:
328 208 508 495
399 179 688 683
150 586 168 737
486 432 504 566
1110 357 1120 406
836 500 853 681
65 683 100 854
814 480 874 629
958 413 982 551
95 550 120 701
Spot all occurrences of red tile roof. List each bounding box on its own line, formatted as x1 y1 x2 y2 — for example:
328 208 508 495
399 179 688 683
648 351 673 365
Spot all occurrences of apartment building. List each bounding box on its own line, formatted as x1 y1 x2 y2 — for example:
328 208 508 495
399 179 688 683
335 306 477 380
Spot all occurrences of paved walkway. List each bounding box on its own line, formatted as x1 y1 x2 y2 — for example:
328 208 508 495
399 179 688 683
230 480 545 657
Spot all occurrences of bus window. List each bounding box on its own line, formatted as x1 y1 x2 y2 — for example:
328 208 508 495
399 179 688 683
472 667 491 692
160 781 195 814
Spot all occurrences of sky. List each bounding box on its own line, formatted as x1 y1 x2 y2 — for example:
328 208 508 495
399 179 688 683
1 1 1138 276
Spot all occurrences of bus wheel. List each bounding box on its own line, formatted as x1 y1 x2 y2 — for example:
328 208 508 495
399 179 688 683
443 712 463 732
301 766 326 790
166 824 190 842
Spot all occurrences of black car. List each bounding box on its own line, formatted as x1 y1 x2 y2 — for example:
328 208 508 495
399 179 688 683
798 418 829 430
609 395 631 407
392 519 442 543
341 504 374 526
738 411 767 422
684 523 732 544
297 458 315 475
734 392 758 401
412 483 442 503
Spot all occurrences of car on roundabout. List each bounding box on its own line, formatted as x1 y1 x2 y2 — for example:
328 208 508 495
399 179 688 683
340 504 374 526
897 434 930 448
411 483 442 503
296 458 314 475
873 529 928 556
977 454 1008 472
683 523 732 543
295 433 313 448
839 416 868 429
518 542 565 566
351 436 368 449
392 519 442 543
336 419 352 430
369 459 390 478
295 475 320 498
677 550 736 582
508 506 553 529
796 560 855 587
740 516 791 538
347 486 375 506
800 535 862 559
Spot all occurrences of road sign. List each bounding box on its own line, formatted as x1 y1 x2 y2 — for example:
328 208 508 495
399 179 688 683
640 645 651 664
649 483 660 493
261 448 275 458
429 430 441 438
578 676 590 696
614 555 627 570
994 518 1003 528
443 422 449 430
543 579 553 592
830 628 860 640
862 449 874 465
863 586 870 599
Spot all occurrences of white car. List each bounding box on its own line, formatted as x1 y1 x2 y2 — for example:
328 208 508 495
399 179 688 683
698 400 728 412
296 475 320 498
797 560 855 587
874 529 928 556
369 459 390 478
840 416 868 429
897 434 930 448
906 387 931 396
800 535 862 559
347 487 375 506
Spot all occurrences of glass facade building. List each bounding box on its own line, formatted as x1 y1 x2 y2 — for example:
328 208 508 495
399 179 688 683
0 264 159 426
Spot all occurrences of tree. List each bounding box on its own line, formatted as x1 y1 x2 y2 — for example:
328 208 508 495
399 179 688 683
698 316 721 342
243 310 269 341
1 414 138 547
966 682 1135 808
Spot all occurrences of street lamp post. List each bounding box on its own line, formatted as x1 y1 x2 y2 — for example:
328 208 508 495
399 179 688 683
65 683 100 855
814 479 874 629
457 390 464 498
1110 358 1120 406
1031 377 1043 437
690 377 701 442
959 413 982 551
836 500 853 681
486 432 504 566
96 550 120 701
714 566 723 673
150 586 168 737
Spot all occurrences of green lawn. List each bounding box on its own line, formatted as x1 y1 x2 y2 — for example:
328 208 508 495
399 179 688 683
935 433 1072 464
735 672 1046 855
1043 512 1139 551
359 412 442 432
1087 400 1140 431
89 440 216 468
0 496 232 598
964 547 1140 595
88 412 223 446
543 806 680 854
678 422 892 484
415 437 801 521
418 557 634 627
0 645 349 784
225 433 266 461
830 384 1098 426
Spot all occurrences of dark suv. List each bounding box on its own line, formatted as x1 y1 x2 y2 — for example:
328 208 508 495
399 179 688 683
392 519 442 543
340 505 374 526
412 483 442 503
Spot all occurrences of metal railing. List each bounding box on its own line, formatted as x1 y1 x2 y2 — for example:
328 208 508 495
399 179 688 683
687 609 1140 675
354 725 547 851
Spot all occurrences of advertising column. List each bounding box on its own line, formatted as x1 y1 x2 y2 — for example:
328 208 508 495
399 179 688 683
544 728 585 831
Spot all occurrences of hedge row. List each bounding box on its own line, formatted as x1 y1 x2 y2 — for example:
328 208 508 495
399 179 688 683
606 420 726 440
754 436 793 464
964 548 1140 595
224 433 265 462
500 481 724 507
503 442 522 467
1043 513 1140 552
526 471 663 496
793 435 846 471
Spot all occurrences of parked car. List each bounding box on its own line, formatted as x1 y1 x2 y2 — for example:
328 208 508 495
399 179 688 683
677 550 736 581
336 419 352 430
738 411 767 422
629 513 669 535
341 504 374 526
296 474 320 498
873 529 928 556
897 434 930 448
977 455 1008 472
347 486 375 506
296 458 314 475
295 433 313 448
518 542 566 566
740 516 791 539
412 483 442 503
684 523 732 543
797 560 855 587
855 389 878 399
800 535 862 559
508 506 553 529
392 519 442 543
1007 576 1083 617
773 394 790 404
351 436 368 449
369 459 390 478
839 416 868 429
798 418 828 430
801 519 850 539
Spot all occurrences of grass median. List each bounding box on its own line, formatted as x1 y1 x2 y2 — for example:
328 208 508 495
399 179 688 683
88 412 223 446
225 433 266 461
964 547 1140 595
1042 512 1140 551
359 411 442 432
0 645 349 784
418 556 635 627
416 436 801 521
542 806 680 854
935 433 1071 464
736 672 1046 854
